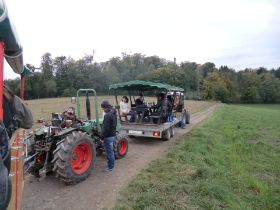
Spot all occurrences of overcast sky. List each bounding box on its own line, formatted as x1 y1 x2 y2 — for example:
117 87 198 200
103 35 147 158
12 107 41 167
3 0 280 79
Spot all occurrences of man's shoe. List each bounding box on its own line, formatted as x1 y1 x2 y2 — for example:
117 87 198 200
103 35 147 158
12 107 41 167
102 168 113 172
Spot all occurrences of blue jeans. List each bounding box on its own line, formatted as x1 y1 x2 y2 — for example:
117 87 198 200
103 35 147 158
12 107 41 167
104 136 116 170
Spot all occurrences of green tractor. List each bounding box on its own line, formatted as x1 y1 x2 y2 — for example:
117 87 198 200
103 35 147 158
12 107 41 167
25 89 128 184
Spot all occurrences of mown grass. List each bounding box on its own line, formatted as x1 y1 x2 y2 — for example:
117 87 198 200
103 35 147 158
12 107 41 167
113 104 280 210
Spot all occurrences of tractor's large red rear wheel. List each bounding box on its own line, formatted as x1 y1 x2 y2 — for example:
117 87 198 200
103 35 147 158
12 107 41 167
114 135 128 159
52 131 96 184
70 142 92 174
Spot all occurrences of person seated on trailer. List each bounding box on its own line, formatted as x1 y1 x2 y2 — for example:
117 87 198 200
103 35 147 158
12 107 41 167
135 93 144 106
130 93 148 123
119 96 131 121
150 92 169 123
152 93 166 112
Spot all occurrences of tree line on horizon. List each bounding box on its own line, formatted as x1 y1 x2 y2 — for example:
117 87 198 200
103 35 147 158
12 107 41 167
4 52 280 103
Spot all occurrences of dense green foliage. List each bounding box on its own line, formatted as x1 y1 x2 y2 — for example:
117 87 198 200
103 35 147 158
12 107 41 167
113 104 280 210
5 52 280 102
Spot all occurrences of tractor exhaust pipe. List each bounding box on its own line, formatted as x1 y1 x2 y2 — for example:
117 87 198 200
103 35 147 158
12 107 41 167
86 91 91 120
0 0 24 74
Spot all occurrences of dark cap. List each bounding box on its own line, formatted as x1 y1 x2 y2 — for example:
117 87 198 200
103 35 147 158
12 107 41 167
101 100 111 109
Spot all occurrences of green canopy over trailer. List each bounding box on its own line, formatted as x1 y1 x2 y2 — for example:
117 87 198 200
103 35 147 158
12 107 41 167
109 80 184 92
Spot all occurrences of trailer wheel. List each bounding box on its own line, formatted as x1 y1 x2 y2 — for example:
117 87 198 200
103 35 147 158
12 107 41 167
52 131 96 184
162 128 171 141
170 126 175 137
114 135 128 159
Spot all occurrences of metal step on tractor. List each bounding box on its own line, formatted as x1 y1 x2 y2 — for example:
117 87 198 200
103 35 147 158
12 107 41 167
24 89 128 184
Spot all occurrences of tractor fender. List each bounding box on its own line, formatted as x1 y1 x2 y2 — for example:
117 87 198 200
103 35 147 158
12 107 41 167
56 128 78 137
55 128 79 147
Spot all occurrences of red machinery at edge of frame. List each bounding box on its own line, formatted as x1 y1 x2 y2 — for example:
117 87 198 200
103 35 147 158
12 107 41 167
0 0 32 209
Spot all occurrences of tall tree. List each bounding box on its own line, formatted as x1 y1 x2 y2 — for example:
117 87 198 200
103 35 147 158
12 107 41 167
180 62 200 91
239 72 261 103
201 72 229 102
4 51 280 103
258 73 280 103
41 53 54 79
138 63 186 88
198 62 216 78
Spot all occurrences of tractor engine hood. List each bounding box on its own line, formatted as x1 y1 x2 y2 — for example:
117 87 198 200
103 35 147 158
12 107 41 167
0 0 24 74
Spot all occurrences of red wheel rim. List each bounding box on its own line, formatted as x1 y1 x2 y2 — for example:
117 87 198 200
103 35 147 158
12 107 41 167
118 139 128 156
70 142 92 174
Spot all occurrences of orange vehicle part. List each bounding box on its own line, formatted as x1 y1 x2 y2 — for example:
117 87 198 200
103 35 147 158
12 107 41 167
7 131 25 210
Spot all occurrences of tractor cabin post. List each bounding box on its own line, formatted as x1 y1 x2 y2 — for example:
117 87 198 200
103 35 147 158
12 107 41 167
114 90 121 121
128 91 132 106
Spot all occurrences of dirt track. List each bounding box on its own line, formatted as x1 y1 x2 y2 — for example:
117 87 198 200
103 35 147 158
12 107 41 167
23 105 218 210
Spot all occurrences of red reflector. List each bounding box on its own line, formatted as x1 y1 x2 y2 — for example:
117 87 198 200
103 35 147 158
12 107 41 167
153 132 160 137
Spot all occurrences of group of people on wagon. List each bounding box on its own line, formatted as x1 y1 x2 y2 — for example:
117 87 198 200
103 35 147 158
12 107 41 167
119 93 179 124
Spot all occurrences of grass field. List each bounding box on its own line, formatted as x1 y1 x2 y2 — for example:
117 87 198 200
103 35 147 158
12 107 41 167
26 96 216 123
112 104 280 210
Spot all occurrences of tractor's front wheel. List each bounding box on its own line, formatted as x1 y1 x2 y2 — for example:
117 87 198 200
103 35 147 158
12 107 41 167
52 131 96 184
114 135 128 159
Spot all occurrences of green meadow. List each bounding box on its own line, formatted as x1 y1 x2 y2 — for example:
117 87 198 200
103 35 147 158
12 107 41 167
113 104 280 210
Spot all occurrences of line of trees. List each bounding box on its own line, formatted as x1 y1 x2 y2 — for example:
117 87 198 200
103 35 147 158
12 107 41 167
5 52 280 103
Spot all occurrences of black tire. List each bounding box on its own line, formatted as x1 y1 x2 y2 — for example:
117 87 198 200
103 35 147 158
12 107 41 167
162 128 171 141
180 111 186 129
170 126 175 137
114 135 128 159
52 131 96 184
186 111 190 124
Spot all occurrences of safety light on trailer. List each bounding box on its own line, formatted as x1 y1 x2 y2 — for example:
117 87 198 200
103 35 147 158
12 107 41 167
153 131 160 137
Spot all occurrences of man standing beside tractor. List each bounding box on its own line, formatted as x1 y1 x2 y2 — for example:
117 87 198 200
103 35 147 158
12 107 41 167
101 100 117 171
